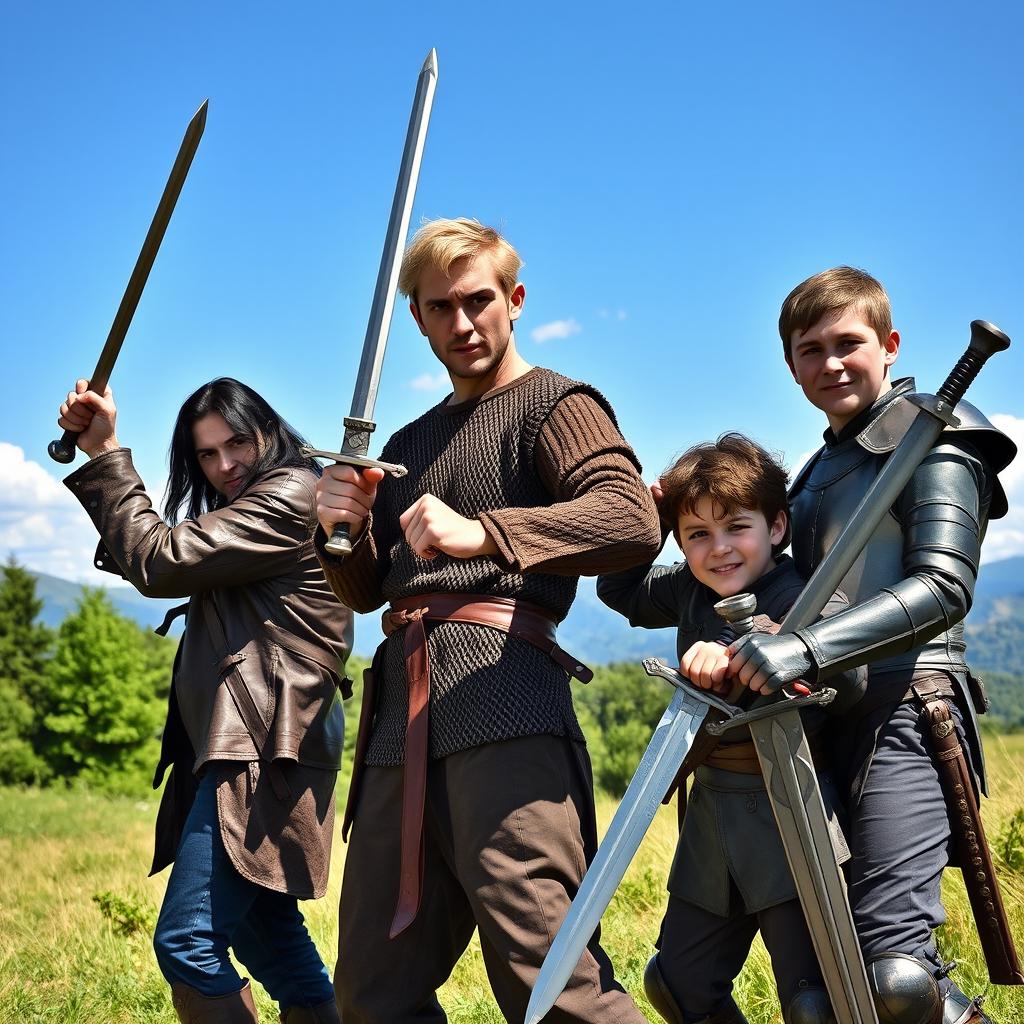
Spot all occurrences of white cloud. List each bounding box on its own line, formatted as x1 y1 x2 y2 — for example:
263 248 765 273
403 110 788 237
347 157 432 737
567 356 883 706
531 318 582 344
408 372 450 392
985 413 1024 564
0 442 127 585
598 308 628 321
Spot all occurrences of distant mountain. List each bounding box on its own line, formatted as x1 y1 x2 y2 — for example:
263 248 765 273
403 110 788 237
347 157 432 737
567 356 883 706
31 572 184 634
972 555 1024 625
30 554 1024 672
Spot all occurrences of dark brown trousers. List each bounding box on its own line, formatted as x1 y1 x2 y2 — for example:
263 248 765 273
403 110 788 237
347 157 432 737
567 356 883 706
334 734 645 1024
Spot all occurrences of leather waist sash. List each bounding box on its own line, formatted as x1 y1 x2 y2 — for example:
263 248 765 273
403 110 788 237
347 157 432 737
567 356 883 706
343 592 592 940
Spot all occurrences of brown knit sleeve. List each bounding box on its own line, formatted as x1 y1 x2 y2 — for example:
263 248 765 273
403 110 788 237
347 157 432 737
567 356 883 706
478 391 661 574
314 516 387 613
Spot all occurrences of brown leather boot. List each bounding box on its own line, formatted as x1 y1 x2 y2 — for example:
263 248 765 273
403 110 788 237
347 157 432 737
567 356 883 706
171 979 260 1023
279 999 341 1023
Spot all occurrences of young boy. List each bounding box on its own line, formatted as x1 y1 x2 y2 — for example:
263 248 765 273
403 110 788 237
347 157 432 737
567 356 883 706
597 433 861 1024
726 268 1017 1024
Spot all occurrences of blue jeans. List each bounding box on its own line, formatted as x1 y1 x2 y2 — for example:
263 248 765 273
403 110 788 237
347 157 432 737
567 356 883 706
153 768 334 1007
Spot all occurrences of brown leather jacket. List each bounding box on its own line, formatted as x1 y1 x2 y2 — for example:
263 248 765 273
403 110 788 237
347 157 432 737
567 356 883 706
65 449 352 897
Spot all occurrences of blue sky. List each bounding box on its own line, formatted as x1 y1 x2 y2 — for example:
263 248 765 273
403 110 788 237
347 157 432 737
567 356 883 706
3 1 1023 582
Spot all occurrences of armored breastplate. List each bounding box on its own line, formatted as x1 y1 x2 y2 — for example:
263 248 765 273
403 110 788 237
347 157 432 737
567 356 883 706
790 438 905 608
788 379 1014 676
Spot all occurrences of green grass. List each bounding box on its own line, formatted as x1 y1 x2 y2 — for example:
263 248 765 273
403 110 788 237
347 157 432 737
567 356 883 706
2 738 1024 1022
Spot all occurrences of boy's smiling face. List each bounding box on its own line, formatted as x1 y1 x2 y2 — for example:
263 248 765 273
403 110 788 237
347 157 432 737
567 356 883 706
788 305 900 434
677 497 787 597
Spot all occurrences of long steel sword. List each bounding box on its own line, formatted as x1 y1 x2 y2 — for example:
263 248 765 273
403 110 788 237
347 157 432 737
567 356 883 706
524 597 835 1024
304 49 439 555
527 321 1010 1024
48 100 208 464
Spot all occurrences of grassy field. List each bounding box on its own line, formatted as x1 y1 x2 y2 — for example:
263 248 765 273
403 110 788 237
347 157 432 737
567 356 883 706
2 737 1024 1023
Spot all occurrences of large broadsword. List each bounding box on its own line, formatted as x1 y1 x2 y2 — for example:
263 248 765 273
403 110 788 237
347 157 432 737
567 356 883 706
526 321 1010 1024
524 596 835 1024
303 49 439 554
48 100 208 464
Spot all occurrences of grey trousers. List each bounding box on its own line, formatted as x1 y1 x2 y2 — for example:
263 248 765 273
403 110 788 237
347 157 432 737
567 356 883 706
847 700 968 980
333 734 645 1024
658 885 823 1018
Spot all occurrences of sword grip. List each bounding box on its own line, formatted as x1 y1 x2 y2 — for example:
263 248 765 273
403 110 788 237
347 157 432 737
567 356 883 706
936 320 1011 408
325 522 354 558
48 429 79 465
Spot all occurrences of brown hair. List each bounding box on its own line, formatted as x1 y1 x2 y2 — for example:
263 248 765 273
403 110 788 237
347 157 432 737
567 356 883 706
399 217 522 302
660 432 791 554
778 266 892 363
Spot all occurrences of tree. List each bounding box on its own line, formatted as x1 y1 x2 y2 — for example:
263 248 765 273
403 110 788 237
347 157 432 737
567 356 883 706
575 661 673 795
0 557 53 783
35 588 172 793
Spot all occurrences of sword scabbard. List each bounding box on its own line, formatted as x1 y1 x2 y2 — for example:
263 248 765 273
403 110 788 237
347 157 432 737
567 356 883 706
918 693 1024 985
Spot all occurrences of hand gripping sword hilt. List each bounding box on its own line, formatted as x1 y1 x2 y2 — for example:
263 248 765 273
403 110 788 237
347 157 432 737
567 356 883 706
936 320 1011 409
304 418 408 559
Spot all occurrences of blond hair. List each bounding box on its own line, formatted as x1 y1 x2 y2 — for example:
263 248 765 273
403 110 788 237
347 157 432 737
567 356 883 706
399 218 522 301
778 266 892 363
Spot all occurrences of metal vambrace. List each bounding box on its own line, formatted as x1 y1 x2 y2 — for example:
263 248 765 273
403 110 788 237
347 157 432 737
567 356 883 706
793 447 986 679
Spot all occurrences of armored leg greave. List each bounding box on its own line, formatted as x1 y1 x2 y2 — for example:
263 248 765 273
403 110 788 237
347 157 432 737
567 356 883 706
785 984 835 1024
867 953 993 1024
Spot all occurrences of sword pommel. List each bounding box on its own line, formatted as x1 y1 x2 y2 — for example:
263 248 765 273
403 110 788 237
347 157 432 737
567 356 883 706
713 592 756 635
47 437 76 465
936 320 1011 409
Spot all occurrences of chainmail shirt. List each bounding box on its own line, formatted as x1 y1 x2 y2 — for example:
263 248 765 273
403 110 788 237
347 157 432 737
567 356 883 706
318 367 661 764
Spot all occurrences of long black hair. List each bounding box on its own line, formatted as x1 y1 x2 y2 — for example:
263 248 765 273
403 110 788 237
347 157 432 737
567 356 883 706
163 377 318 523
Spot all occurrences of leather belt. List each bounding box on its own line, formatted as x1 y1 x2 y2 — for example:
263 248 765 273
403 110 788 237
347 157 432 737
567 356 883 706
702 733 828 776
378 592 592 939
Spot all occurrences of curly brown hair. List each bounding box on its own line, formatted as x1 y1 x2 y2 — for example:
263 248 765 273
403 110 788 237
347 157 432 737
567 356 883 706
659 432 791 554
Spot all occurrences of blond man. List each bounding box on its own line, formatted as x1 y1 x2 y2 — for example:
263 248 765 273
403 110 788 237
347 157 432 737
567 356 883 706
315 218 661 1023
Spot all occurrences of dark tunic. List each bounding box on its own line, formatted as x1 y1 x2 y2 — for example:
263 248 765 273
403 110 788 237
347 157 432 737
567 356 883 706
598 552 853 913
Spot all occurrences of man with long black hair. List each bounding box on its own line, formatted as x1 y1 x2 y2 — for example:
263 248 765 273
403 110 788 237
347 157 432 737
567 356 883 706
57 377 350 1024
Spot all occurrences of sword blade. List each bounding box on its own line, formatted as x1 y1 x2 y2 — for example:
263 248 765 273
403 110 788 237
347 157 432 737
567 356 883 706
349 48 438 423
92 99 209 393
751 712 878 1024
525 688 709 1024
48 99 208 464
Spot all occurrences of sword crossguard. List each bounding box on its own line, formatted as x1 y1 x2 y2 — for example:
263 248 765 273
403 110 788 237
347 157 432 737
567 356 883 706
704 687 837 736
301 445 408 559
300 447 408 478
642 658 743 719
